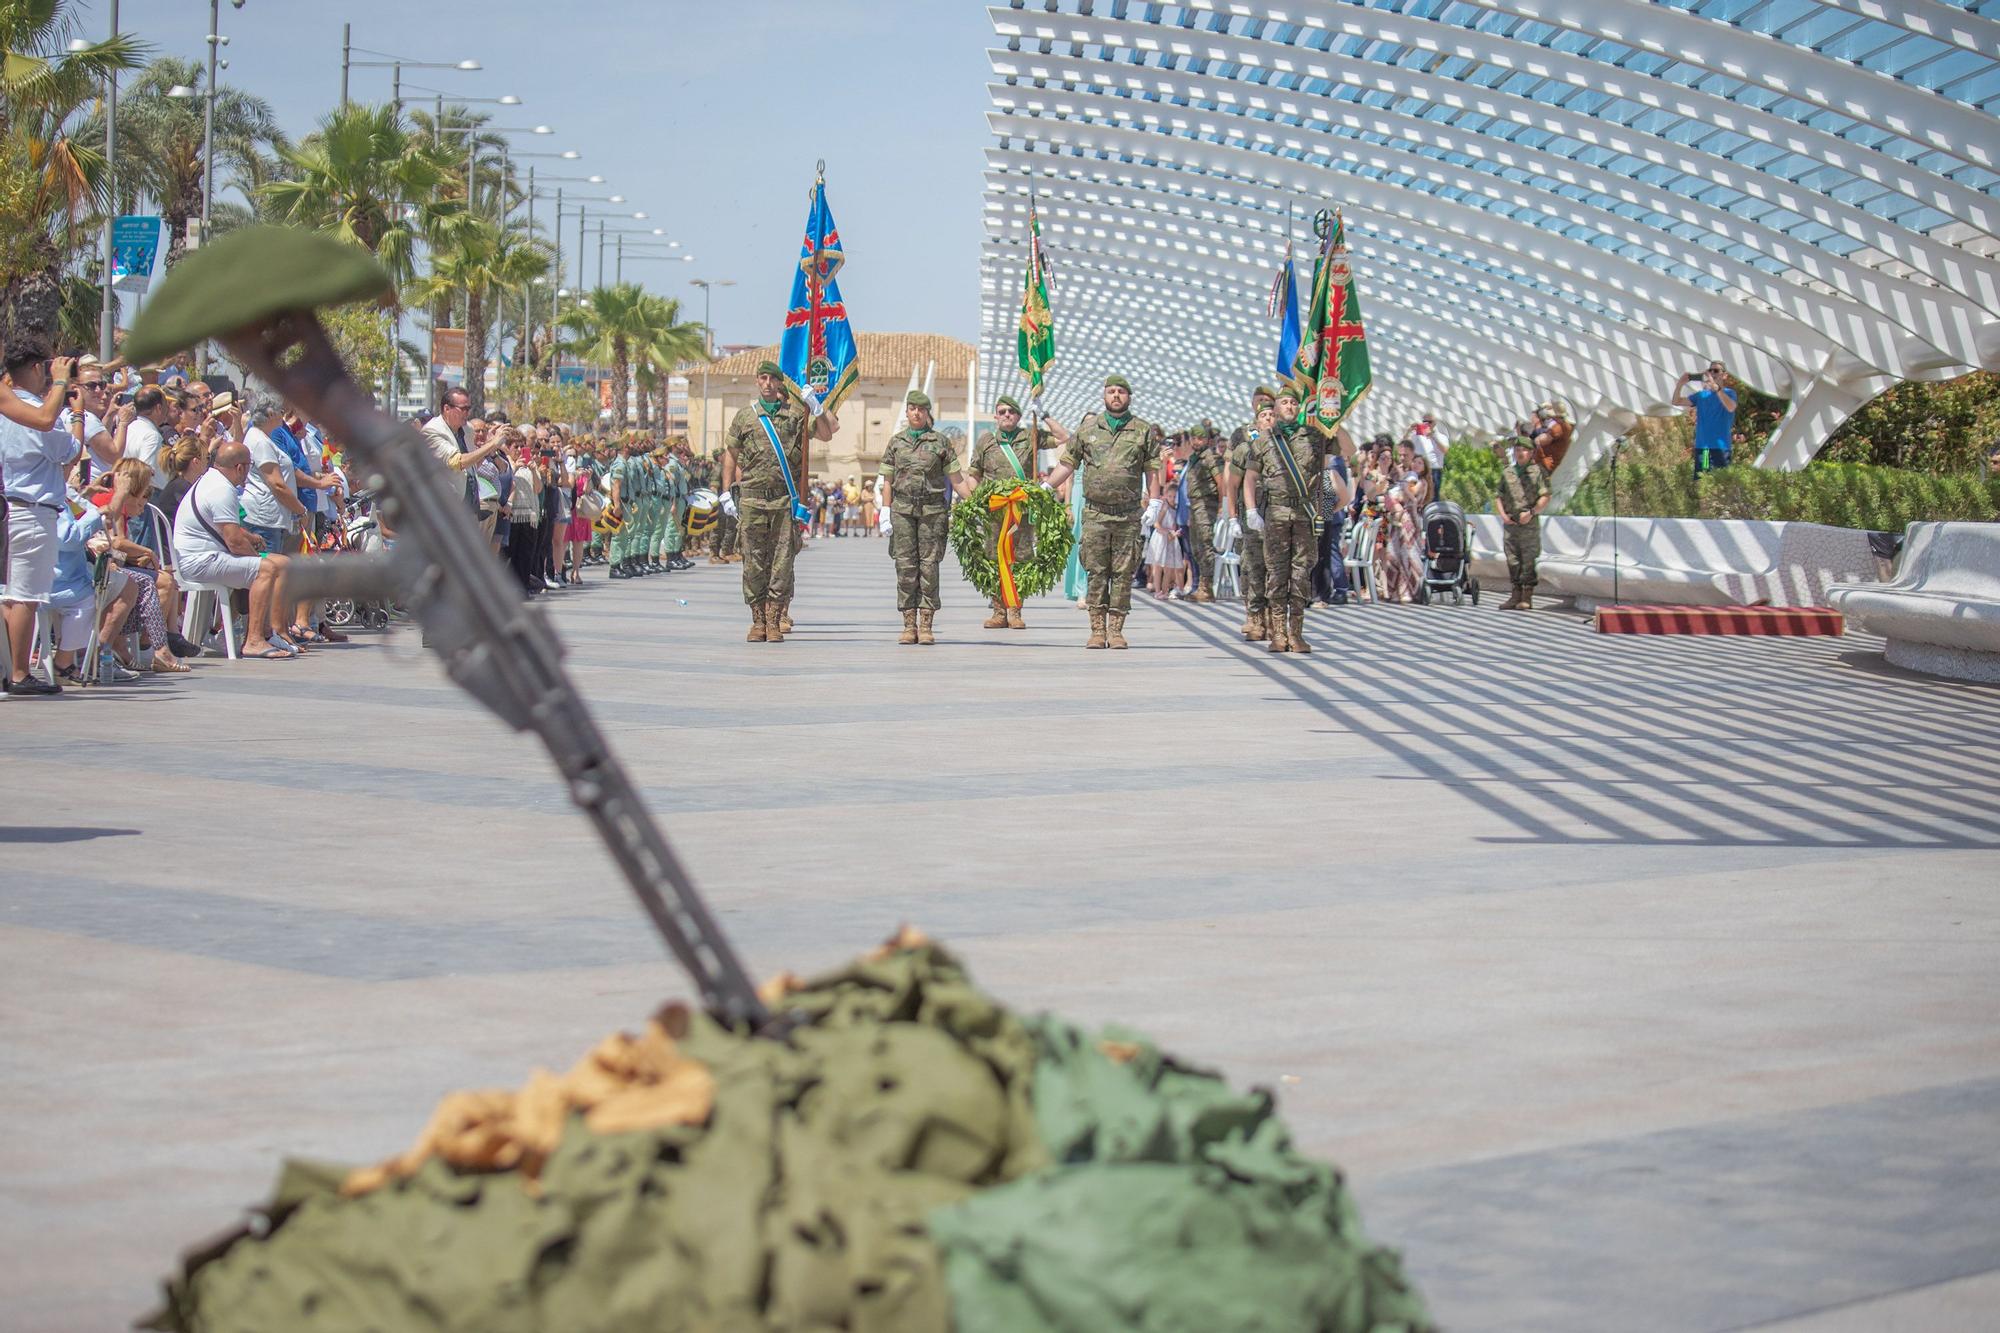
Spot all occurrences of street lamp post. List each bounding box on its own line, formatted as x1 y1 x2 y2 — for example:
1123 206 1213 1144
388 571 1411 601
90 4 120 364
691 278 735 457
616 240 690 284
341 42 479 111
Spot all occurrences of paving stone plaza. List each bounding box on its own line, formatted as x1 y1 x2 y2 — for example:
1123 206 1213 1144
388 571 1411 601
4 544 1997 1330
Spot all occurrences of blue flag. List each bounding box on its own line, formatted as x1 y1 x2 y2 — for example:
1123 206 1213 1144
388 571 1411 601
1270 245 1301 381
779 171 860 415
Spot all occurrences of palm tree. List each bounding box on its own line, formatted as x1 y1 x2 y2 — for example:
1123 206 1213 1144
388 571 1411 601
407 217 549 413
107 55 283 265
0 0 144 344
260 102 457 282
559 286 707 432
634 294 707 431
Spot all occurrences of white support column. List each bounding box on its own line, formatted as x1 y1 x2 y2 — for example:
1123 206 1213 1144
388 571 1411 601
1756 372 1899 472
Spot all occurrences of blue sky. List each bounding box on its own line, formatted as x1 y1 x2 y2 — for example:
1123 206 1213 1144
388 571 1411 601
76 0 994 346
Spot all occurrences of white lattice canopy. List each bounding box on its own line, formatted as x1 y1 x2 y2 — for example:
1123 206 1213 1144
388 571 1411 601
977 0 2000 469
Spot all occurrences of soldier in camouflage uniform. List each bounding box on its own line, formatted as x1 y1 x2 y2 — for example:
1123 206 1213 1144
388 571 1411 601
1182 419 1228 602
721 360 837 643
1243 387 1329 653
1041 374 1163 650
662 442 692 571
1225 386 1278 640
880 390 970 645
606 437 641 579
968 393 1041 630
1496 435 1549 610
632 445 661 575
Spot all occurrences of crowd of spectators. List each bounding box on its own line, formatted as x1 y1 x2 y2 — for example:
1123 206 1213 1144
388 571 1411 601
803 475 876 539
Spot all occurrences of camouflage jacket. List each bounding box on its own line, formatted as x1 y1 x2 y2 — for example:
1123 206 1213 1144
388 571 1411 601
969 428 1036 485
1185 443 1227 510
1062 412 1162 516
1498 462 1548 521
881 427 961 510
725 399 810 512
1250 422 1328 521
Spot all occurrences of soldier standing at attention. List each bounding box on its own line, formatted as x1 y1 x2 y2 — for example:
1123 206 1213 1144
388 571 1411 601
880 390 971 645
1040 374 1163 650
968 394 1043 630
1243 387 1329 654
662 442 692 571
634 443 660 575
1182 419 1228 602
606 437 639 579
721 360 837 643
1226 386 1278 641
1496 435 1549 610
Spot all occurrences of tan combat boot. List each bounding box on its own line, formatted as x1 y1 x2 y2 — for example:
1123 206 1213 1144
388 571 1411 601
983 600 1008 630
779 602 794 634
1006 606 1026 630
1086 611 1107 649
1192 583 1213 603
1290 608 1312 654
747 603 767 643
1498 583 1522 610
899 610 918 644
764 602 785 643
1106 612 1129 649
1267 611 1291 652
1242 609 1264 641
917 609 936 645
1516 585 1536 611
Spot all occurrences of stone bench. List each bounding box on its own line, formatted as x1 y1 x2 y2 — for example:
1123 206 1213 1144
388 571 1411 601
1469 516 1880 610
1825 522 2000 682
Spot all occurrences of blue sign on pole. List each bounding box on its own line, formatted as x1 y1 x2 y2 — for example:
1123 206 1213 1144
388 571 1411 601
111 216 162 293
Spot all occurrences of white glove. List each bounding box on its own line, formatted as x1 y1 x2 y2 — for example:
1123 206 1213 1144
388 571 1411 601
1244 507 1265 532
721 494 738 519
800 386 825 419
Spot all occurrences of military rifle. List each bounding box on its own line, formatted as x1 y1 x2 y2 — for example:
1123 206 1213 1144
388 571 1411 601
125 228 769 1029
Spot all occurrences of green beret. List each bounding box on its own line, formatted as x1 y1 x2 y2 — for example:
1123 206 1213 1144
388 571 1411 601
1194 418 1217 438
994 394 1021 414
906 390 931 410
1103 374 1131 391
1275 384 1301 402
125 225 393 365
1252 385 1278 406
756 360 782 378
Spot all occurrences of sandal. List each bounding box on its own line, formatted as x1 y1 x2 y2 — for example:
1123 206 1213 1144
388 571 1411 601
151 654 192 674
244 643 296 660
287 624 324 644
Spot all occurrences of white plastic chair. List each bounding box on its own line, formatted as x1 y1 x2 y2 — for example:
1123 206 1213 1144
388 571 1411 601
178 576 240 660
1212 516 1241 600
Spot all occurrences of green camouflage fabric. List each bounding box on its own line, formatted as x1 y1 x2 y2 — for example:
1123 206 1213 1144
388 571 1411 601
1499 462 1548 588
1061 413 1161 518
663 457 689 554
1184 443 1227 591
739 505 795 606
725 401 810 514
968 428 1036 485
143 941 1431 1333
1227 431 1268 611
1078 511 1141 614
1250 421 1328 523
883 427 961 613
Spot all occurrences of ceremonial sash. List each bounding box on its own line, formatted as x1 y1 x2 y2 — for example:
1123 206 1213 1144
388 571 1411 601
996 435 1027 482
1267 428 1323 536
755 410 812 526
986 484 1030 608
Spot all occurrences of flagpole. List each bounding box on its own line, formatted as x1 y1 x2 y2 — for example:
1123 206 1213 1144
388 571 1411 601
801 161 828 486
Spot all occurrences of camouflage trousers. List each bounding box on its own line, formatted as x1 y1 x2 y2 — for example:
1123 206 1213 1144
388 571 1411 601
1504 517 1540 589
889 505 949 612
1188 501 1220 591
717 507 739 558
1240 524 1267 611
779 521 802 601
1263 515 1317 611
1079 509 1140 614
739 505 797 606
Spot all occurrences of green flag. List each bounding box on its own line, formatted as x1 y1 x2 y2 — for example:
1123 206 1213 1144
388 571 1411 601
1289 215 1371 437
1017 195 1055 395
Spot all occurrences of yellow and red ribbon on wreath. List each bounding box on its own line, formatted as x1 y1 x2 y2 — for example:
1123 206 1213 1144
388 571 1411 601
987 484 1029 609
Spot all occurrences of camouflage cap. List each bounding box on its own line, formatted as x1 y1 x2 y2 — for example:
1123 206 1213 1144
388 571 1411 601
994 394 1021 414
1192 418 1217 438
1103 374 1131 391
1252 384 1278 406
1275 384 1301 402
906 390 932 410
755 360 782 378
125 225 394 365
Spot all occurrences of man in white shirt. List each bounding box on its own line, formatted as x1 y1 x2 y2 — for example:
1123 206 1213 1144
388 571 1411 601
421 386 501 507
240 395 307 549
122 386 174 489
172 440 294 660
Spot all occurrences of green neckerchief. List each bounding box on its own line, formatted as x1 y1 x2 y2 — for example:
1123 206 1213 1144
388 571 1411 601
1102 412 1130 431
755 397 785 415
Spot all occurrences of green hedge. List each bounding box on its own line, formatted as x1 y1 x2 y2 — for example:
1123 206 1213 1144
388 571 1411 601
1563 460 2000 530
1440 443 1504 513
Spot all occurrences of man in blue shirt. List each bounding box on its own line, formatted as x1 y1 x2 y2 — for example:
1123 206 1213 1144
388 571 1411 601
1675 362 1738 477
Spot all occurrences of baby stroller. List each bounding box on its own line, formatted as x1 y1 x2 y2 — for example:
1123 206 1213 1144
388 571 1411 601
322 491 397 631
1419 499 1477 606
